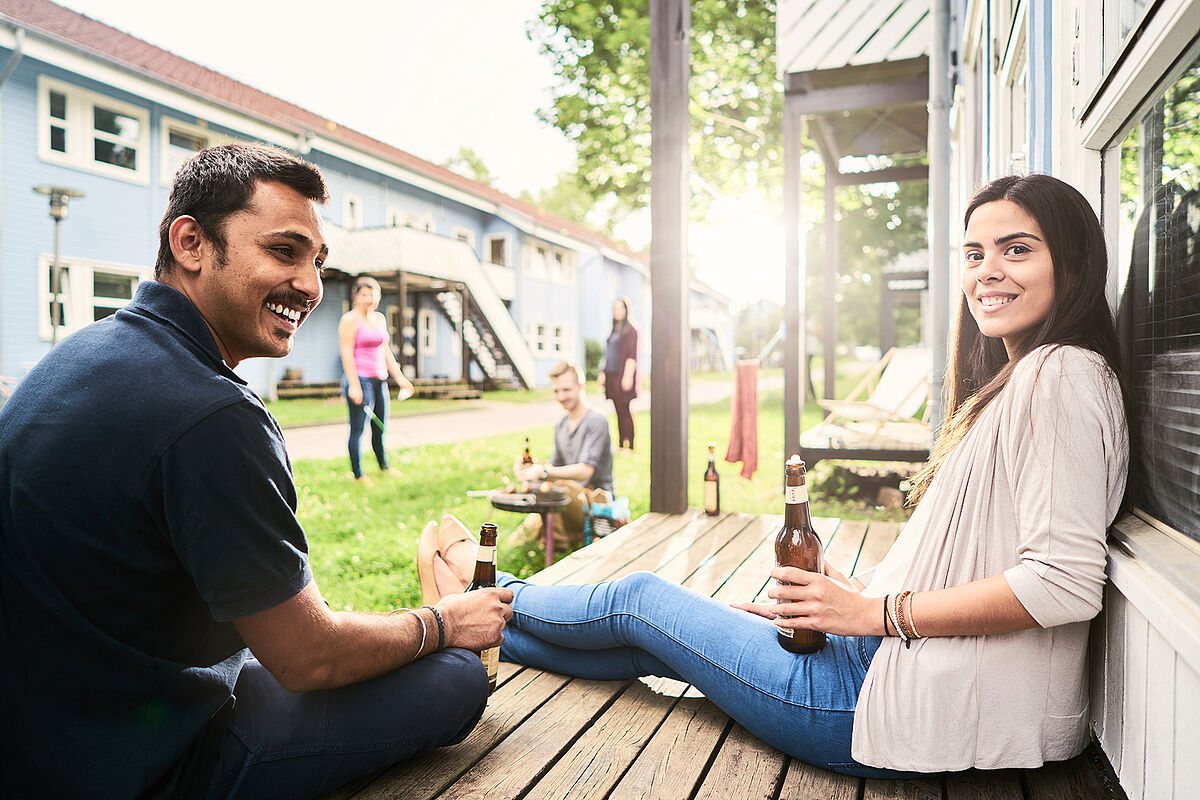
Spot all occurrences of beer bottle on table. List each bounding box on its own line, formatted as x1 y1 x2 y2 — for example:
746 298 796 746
467 522 501 692
704 443 720 516
774 455 826 654
522 438 534 465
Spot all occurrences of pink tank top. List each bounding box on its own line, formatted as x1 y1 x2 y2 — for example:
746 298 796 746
353 322 388 379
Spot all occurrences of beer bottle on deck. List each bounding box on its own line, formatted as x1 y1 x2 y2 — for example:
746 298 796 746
522 438 534 465
467 522 501 692
703 443 720 516
774 455 826 654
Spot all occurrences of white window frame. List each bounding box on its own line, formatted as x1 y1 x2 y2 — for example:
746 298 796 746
159 118 229 184
38 76 151 184
417 307 436 355
525 242 550 278
451 227 476 251
484 233 512 267
343 194 364 229
551 323 573 358
526 319 549 355
38 254 149 340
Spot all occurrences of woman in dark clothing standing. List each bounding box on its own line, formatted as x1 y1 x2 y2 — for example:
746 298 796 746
599 297 639 452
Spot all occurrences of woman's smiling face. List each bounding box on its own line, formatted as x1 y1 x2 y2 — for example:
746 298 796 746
961 199 1056 358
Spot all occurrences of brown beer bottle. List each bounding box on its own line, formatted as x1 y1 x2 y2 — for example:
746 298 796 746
775 455 826 654
703 443 720 516
522 437 534 465
466 522 501 692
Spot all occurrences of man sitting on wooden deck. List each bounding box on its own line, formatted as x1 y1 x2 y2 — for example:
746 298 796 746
0 145 513 800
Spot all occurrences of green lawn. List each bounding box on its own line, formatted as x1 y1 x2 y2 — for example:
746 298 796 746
298 381 911 613
266 386 558 428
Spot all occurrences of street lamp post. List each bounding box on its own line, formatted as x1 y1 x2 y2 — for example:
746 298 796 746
33 185 85 346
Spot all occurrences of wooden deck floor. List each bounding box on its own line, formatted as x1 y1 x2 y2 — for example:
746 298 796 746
326 511 1124 800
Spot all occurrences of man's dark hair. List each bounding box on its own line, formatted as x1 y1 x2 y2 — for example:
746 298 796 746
155 143 329 279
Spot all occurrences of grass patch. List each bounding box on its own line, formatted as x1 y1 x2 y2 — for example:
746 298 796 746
298 383 912 612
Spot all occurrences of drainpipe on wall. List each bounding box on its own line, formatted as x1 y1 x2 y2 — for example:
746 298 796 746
0 26 26 381
928 0 951 436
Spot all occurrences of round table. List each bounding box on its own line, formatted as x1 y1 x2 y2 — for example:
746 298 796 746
489 491 571 567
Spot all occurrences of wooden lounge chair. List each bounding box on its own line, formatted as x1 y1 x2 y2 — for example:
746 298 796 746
800 347 932 467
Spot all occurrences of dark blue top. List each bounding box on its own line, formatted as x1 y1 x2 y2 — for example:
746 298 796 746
0 281 312 798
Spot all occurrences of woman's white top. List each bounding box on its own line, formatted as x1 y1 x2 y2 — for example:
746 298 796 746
852 345 1128 771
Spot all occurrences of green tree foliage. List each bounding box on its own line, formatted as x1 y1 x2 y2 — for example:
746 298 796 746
520 171 614 235
804 177 929 352
530 0 780 216
442 146 495 185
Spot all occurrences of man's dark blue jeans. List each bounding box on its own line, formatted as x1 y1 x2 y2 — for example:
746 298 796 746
205 649 488 799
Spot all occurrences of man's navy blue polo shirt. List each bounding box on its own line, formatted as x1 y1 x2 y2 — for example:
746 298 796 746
0 281 312 798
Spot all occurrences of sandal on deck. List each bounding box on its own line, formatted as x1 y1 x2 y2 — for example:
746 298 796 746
437 513 478 565
417 521 440 606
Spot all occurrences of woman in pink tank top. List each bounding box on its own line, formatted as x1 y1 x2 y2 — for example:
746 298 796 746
338 276 414 485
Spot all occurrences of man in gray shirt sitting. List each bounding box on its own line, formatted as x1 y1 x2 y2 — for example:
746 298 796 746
510 360 614 552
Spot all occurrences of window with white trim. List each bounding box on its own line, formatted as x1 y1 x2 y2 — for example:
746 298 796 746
344 194 363 229
551 323 573 358
160 119 224 183
452 227 476 251
38 255 147 339
526 320 549 355
484 233 510 266
526 243 549 278
417 308 436 355
39 77 150 183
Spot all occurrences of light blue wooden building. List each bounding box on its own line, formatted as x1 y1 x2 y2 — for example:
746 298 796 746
0 0 732 398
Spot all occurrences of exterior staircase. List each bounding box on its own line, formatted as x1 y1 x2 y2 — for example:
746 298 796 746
435 288 526 389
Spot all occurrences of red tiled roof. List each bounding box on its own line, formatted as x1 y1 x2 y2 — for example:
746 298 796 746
0 0 641 260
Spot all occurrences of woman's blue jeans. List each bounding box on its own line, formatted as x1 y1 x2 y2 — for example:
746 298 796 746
498 570 910 779
344 376 389 478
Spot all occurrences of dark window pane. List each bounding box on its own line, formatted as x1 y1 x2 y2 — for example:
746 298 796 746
93 106 139 139
93 272 134 300
94 139 137 170
49 91 66 120
50 125 66 153
1116 50 1200 543
94 306 120 321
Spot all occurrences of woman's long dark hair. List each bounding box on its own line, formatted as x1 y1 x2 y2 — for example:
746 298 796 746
908 174 1133 505
611 296 636 334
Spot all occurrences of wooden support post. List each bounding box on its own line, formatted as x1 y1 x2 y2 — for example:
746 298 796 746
459 285 470 384
649 0 689 514
822 159 838 401
783 101 805 459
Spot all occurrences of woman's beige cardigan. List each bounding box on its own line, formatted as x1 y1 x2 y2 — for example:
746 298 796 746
853 346 1128 771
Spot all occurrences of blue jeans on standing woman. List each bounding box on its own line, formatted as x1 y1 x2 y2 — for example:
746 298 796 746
497 570 913 779
344 375 389 478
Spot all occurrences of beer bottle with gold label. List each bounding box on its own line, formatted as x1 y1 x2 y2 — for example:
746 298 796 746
703 443 720 516
467 522 501 692
774 455 826 654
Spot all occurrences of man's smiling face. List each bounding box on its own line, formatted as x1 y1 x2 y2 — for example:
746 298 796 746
191 180 328 367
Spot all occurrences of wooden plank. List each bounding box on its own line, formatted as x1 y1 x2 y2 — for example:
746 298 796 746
863 777 941 799
521 681 680 800
822 516 868 579
608 697 730 800
439 677 630 799
944 769 1024 799
855 520 901 574
529 511 696 586
691 723 788 800
1120 603 1149 799
1143 624 1175 800
1175 655 1200 798
1024 751 1110 800
354 669 572 800
1089 605 1108 743
776 757 859 799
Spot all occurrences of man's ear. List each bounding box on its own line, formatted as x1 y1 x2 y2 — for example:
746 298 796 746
168 216 207 275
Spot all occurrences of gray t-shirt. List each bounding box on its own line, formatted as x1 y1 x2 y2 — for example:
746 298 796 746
551 407 614 493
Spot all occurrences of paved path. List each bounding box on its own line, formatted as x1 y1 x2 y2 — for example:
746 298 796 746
283 375 783 461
